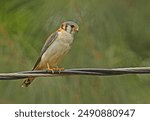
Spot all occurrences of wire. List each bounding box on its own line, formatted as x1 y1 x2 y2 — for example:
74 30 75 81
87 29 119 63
0 67 150 80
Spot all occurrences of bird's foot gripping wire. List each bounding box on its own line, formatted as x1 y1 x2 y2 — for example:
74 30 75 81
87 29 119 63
47 63 64 74
55 66 64 73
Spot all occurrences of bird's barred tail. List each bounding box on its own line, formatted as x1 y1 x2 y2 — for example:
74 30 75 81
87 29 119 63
21 78 35 87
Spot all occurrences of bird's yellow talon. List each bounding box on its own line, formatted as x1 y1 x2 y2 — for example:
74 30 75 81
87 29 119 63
55 66 64 73
46 63 64 74
47 63 55 73
58 67 64 73
49 68 55 74
54 66 63 73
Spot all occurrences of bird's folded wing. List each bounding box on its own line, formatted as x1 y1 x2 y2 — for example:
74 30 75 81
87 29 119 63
32 32 58 70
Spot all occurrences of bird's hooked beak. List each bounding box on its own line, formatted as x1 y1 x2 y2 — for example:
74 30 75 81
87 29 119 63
74 27 79 32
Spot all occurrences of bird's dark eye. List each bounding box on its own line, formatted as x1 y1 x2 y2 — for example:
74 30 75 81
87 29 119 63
71 25 74 28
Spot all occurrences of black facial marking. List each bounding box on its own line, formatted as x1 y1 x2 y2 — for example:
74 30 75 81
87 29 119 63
61 24 64 29
65 24 68 31
61 23 66 30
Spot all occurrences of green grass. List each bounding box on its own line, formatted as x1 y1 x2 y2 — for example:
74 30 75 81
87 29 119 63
0 0 150 103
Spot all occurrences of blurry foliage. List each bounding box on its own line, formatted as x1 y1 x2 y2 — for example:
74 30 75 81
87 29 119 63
0 0 150 103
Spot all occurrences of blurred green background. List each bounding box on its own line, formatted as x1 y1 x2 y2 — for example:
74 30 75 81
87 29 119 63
0 0 150 103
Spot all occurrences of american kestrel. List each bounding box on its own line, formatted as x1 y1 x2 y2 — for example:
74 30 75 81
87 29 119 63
22 21 79 87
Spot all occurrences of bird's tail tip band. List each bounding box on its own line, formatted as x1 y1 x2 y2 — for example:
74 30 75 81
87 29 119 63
21 78 34 87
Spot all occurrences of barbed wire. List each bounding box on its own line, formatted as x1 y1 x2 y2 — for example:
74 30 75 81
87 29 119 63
0 67 150 80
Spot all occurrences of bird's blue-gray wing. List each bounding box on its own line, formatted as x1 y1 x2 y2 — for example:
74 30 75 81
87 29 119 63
32 32 58 70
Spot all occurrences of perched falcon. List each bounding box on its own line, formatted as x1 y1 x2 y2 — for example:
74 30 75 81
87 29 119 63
22 21 79 87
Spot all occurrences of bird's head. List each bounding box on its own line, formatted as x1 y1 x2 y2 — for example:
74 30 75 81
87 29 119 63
60 21 79 35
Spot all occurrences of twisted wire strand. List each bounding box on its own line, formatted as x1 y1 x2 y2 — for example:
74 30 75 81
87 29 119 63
0 67 150 80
